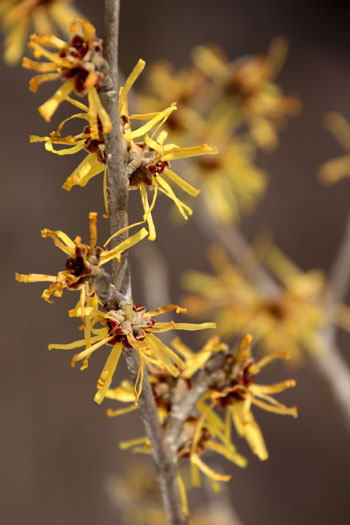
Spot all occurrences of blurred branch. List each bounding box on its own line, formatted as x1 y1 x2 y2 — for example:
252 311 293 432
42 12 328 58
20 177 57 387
196 198 280 297
315 334 350 430
101 2 187 523
328 211 350 305
315 211 350 429
165 350 228 453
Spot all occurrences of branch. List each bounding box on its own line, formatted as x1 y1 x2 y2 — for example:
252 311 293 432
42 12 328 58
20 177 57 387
314 210 350 430
124 349 187 524
100 0 129 296
100 2 187 523
315 333 350 431
165 351 228 453
196 198 280 297
328 210 350 306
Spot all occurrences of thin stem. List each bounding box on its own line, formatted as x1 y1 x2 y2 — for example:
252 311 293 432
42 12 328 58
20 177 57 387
100 0 129 296
196 198 280 297
328 211 350 306
314 210 350 429
124 349 187 524
165 352 227 452
100 2 187 523
315 333 350 431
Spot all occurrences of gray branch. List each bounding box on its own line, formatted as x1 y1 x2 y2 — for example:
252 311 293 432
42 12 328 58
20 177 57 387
196 197 280 297
165 351 228 453
100 2 187 523
315 210 350 430
99 0 129 297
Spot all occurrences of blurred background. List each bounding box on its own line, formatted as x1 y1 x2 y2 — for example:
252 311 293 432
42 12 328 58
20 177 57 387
2 0 350 523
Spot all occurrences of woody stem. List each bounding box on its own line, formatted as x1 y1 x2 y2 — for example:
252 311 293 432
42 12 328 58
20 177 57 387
100 1 187 523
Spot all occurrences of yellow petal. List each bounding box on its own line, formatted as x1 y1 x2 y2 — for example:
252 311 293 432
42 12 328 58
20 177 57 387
62 153 104 191
251 397 298 417
41 228 75 256
153 321 217 331
99 228 148 264
119 58 146 116
45 142 84 155
190 454 231 482
106 405 139 418
70 335 114 366
4 17 29 65
48 334 103 351
29 72 61 92
89 211 98 250
22 58 57 72
140 184 156 241
147 304 187 317
124 104 176 141
161 144 217 162
163 167 200 197
119 437 150 450
15 272 57 283
205 440 247 468
38 78 75 122
94 343 123 404
156 175 192 219
250 351 290 374
231 404 268 461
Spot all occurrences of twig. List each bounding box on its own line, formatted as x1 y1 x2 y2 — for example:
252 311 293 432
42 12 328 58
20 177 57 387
100 2 187 523
100 0 129 296
165 351 227 453
315 211 350 429
314 334 350 430
328 211 350 305
196 198 279 297
124 349 186 524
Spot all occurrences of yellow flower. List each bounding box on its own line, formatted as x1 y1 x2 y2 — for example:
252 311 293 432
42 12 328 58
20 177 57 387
15 211 147 305
49 302 216 405
0 0 80 64
187 134 266 223
319 112 350 184
192 39 300 150
203 334 297 461
22 18 111 136
30 58 217 239
136 60 209 140
183 245 337 361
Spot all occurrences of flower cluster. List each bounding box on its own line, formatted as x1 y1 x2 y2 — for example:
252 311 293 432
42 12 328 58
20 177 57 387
183 244 350 361
319 112 350 185
16 212 146 305
16 213 215 404
22 18 112 136
136 38 300 223
106 334 296 510
29 57 217 237
0 0 80 64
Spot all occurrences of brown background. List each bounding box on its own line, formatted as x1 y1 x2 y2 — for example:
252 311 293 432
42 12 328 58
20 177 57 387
1 1 350 524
